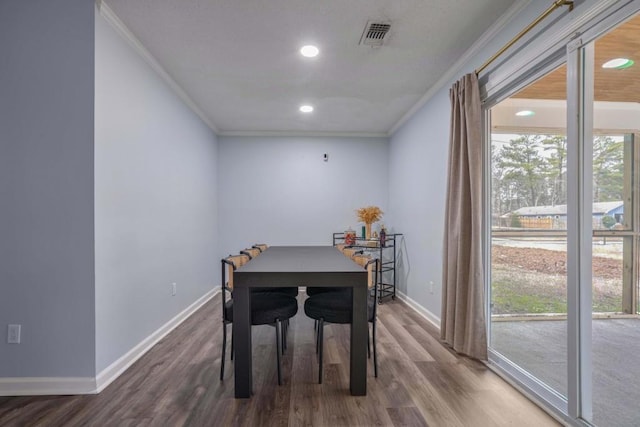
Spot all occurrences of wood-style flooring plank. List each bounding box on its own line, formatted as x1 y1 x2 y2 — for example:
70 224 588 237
377 314 435 363
0 295 559 427
386 407 429 427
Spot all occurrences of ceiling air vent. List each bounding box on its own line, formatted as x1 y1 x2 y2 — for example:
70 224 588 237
359 21 391 47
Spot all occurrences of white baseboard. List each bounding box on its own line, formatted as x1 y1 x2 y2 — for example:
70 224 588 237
1 288 430 397
0 377 97 396
95 287 219 393
395 290 441 330
0 288 220 397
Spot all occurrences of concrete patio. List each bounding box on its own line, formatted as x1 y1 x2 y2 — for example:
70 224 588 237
492 317 640 427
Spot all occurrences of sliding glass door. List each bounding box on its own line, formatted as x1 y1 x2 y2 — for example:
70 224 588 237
487 6 640 425
587 14 640 426
489 63 569 405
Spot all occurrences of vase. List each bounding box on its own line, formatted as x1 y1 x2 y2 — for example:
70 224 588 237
365 222 372 239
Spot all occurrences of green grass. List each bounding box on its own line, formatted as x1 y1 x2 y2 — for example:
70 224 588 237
491 266 622 315
492 279 567 314
592 293 622 313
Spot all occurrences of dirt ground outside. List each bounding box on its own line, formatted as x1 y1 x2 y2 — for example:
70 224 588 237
491 242 625 315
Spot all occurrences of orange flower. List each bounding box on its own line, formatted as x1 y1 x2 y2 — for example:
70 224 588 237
356 206 383 224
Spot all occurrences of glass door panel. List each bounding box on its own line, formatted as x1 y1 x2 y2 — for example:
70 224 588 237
589 14 640 426
489 64 568 398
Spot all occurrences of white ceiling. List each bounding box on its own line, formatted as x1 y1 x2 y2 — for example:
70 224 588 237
102 0 519 136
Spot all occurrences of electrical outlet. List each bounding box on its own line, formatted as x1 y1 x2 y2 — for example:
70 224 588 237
8 324 21 344
172 282 177 296
429 281 434 294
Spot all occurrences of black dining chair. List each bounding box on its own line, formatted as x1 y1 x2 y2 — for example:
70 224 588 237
240 245 297 350
304 255 379 383
240 247 261 259
252 243 268 252
220 254 298 385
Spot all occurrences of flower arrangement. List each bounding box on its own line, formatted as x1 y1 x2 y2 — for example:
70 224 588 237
356 206 384 224
356 206 383 239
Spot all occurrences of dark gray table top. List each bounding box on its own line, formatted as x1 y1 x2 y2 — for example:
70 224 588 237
231 245 369 398
236 245 364 273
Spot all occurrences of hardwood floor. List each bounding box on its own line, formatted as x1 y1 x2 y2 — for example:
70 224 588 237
0 293 559 426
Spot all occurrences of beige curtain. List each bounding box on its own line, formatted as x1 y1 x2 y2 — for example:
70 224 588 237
441 73 487 360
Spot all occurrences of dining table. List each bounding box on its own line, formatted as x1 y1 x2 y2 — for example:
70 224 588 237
232 245 368 398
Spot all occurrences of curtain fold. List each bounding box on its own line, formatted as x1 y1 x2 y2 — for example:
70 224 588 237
441 73 487 360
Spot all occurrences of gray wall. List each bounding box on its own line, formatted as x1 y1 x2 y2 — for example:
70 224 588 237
95 10 219 373
387 0 605 321
388 90 450 317
217 136 388 258
0 0 96 377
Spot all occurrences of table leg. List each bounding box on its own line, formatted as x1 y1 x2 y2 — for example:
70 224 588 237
350 283 367 395
234 286 252 398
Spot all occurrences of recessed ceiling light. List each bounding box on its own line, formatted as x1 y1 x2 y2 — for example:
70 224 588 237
515 110 535 117
602 58 634 69
300 105 314 113
300 45 319 58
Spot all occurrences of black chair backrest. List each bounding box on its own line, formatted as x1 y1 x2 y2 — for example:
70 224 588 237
220 254 250 317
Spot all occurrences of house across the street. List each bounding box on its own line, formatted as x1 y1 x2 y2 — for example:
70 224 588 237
502 201 624 229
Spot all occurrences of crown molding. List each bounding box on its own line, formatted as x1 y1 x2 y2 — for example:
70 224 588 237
96 1 219 134
218 130 388 139
388 0 532 136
